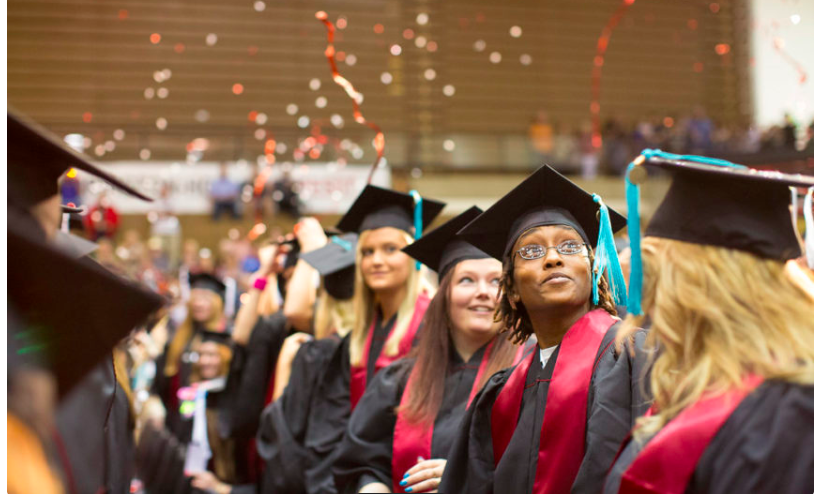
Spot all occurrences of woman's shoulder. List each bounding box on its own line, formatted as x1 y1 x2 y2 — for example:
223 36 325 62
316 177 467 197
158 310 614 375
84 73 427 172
691 380 813 493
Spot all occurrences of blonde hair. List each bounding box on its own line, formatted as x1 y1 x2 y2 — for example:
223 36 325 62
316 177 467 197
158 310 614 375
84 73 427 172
349 229 435 366
164 290 224 377
617 237 814 440
313 286 355 340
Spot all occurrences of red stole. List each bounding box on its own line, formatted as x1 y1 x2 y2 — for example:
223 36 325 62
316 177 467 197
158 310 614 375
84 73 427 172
617 375 765 494
490 309 617 494
350 293 431 410
391 340 527 492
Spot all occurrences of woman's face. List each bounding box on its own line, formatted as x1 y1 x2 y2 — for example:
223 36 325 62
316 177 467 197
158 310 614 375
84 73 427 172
510 225 592 313
189 289 215 322
195 342 224 380
448 258 503 340
359 227 412 293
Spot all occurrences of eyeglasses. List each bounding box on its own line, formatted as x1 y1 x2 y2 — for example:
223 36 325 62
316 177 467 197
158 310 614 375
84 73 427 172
515 240 587 260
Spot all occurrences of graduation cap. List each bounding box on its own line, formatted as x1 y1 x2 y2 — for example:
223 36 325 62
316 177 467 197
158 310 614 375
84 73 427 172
335 185 446 236
458 165 628 305
7 109 153 210
8 214 165 399
624 149 815 315
61 204 84 214
402 206 490 279
188 272 227 300
199 329 232 346
300 234 358 300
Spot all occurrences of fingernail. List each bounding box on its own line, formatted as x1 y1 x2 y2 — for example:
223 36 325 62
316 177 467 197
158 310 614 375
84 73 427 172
403 473 410 479
405 488 413 493
399 480 407 486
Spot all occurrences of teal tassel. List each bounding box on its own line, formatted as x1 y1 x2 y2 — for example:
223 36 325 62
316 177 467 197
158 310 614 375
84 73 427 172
625 161 644 316
640 148 746 169
410 190 423 270
591 194 627 307
330 235 353 251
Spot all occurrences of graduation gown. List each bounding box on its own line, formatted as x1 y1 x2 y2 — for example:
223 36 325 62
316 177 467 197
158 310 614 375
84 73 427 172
440 309 651 494
257 295 430 494
603 380 814 494
333 342 495 493
220 312 289 440
55 357 134 494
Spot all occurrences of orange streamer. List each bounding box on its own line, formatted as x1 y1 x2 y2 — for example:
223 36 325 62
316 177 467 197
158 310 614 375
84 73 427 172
315 11 385 183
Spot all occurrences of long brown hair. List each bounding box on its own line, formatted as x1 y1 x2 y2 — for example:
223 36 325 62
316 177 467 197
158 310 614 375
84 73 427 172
401 265 518 426
497 244 617 344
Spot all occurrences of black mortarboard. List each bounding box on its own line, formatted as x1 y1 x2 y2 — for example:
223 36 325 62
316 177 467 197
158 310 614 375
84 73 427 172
8 214 165 399
402 207 490 279
458 165 627 260
635 154 812 260
199 329 232 346
188 272 226 300
61 204 85 214
335 185 446 235
7 109 153 209
300 234 358 300
624 149 815 316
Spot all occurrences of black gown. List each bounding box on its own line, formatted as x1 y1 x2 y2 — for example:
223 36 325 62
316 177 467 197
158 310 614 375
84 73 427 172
256 313 398 494
603 380 814 494
153 323 203 439
333 343 492 493
220 312 289 441
439 324 651 494
56 356 134 494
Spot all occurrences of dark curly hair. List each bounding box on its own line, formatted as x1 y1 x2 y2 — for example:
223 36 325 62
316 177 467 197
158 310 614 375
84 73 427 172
496 247 618 344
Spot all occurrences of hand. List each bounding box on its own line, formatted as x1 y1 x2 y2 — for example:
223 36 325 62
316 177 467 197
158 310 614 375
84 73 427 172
279 332 313 368
294 217 328 252
400 458 446 493
258 244 279 276
359 482 391 493
189 470 231 494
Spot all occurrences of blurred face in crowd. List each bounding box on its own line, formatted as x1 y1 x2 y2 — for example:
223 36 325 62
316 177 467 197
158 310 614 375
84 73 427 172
190 289 216 322
510 225 592 315
448 258 503 341
359 227 411 293
196 341 225 380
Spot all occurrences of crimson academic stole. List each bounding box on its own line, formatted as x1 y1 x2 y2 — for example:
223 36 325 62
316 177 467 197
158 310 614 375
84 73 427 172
615 375 765 494
490 309 617 494
390 340 528 492
349 293 431 410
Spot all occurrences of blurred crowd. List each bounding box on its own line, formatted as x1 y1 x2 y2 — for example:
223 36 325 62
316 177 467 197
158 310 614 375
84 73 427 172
529 107 815 178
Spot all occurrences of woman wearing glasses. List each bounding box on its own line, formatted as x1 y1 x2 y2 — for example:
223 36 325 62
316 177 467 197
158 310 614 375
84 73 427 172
440 165 651 494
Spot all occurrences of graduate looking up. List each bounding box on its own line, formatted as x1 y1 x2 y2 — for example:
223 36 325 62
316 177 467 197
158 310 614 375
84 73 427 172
441 165 651 494
255 185 444 494
604 152 814 494
333 207 529 494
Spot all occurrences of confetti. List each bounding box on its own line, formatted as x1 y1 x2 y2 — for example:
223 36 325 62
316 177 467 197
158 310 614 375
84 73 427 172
315 11 385 183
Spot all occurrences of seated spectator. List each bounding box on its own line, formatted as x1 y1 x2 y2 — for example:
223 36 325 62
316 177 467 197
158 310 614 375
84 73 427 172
210 163 241 221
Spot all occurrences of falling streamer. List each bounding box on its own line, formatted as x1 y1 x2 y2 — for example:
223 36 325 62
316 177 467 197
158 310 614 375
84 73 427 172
316 11 385 184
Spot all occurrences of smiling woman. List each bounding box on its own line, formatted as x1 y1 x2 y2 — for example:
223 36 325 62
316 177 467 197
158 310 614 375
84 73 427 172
333 207 527 494
441 165 652 494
